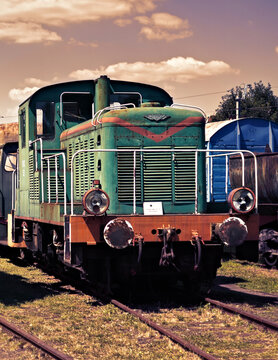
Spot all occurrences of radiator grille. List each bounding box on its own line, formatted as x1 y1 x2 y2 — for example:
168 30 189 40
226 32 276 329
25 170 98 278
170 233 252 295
117 147 196 203
174 150 195 201
117 148 141 201
143 150 172 201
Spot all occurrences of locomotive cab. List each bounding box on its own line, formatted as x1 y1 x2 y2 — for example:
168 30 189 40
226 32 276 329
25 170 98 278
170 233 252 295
0 142 18 244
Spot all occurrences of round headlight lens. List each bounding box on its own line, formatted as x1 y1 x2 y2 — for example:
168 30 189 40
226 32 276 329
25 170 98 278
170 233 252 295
82 188 110 215
228 187 255 214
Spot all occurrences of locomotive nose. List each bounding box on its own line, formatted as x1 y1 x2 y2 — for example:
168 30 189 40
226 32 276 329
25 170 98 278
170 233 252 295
216 217 248 247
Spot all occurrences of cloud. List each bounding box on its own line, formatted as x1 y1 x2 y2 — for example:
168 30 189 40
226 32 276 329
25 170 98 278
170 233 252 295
114 19 132 27
8 77 61 103
135 13 193 41
8 56 237 106
68 37 98 48
0 22 61 44
9 87 39 103
1 0 160 27
0 0 161 44
69 56 237 84
24 77 57 87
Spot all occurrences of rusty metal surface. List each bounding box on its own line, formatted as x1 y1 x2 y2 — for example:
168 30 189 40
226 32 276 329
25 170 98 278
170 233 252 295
103 218 134 249
205 298 278 332
69 213 260 245
230 152 278 203
0 315 74 360
215 217 248 247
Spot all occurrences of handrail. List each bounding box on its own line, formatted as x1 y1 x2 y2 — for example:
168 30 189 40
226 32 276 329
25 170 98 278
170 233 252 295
169 103 207 121
29 138 44 202
12 169 16 211
70 148 258 216
113 91 142 106
207 151 246 201
42 152 67 215
91 103 136 126
29 138 67 212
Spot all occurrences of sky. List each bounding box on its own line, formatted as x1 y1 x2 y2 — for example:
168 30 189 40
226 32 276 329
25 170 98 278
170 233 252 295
1 0 278 123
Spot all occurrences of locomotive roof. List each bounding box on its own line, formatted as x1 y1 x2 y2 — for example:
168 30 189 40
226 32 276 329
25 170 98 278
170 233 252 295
19 77 173 107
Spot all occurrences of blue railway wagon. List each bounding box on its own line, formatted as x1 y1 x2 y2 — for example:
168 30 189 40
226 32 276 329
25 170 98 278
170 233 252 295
206 117 278 203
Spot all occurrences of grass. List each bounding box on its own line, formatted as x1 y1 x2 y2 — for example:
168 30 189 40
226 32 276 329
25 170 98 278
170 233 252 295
217 259 278 294
1 255 277 360
216 259 278 322
0 256 200 360
144 303 278 360
0 326 53 360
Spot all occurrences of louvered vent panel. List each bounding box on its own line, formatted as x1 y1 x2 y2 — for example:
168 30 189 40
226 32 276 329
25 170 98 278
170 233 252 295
48 176 65 202
174 149 196 202
143 150 172 201
68 143 73 169
74 141 81 198
74 138 94 200
29 153 40 201
43 157 60 170
88 138 95 187
34 177 39 200
29 153 35 200
118 149 141 201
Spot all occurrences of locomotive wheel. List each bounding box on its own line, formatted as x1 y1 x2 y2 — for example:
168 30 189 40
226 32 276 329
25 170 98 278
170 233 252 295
263 253 278 268
19 248 33 262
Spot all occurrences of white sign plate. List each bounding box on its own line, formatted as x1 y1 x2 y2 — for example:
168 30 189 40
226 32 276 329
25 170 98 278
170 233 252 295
143 202 163 215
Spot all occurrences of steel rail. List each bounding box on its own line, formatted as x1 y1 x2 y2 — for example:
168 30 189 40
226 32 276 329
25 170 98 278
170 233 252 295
31 264 219 359
0 315 74 360
205 297 278 331
111 299 220 360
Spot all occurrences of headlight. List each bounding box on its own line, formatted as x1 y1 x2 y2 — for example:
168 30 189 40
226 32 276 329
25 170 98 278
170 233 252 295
228 187 255 214
82 188 110 215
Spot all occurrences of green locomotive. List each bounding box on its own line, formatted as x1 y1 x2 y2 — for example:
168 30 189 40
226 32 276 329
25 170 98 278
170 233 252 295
0 76 258 294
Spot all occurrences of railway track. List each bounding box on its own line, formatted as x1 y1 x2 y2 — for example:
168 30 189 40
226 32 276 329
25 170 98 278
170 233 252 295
35 262 278 360
109 295 278 360
2 257 277 360
65 283 278 359
28 263 222 359
205 297 278 331
0 315 74 360
110 298 220 360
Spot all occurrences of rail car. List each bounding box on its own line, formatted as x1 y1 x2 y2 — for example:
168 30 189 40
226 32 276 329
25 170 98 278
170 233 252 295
0 76 262 295
230 152 278 267
205 117 278 264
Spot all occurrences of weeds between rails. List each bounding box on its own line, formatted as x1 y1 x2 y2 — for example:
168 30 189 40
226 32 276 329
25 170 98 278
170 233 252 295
1 248 278 360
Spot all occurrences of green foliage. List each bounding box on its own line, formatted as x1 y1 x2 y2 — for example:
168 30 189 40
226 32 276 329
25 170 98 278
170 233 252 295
213 81 278 122
218 259 278 294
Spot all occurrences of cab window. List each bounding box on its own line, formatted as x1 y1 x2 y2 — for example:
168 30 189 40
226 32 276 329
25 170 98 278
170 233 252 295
36 102 55 139
62 93 93 123
4 153 17 172
110 92 141 107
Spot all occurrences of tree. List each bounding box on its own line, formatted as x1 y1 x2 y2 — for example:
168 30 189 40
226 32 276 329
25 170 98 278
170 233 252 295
213 81 278 122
